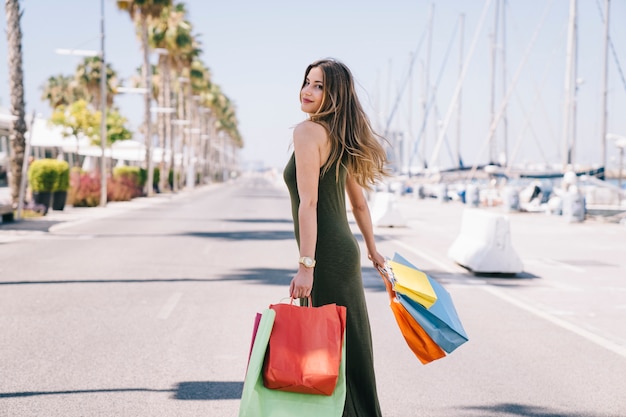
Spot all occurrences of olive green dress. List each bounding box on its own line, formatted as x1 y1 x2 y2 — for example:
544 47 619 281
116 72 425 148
283 153 383 417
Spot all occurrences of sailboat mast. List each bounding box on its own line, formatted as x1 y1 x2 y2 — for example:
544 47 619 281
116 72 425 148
562 0 578 170
501 0 508 167
489 0 501 165
600 0 611 177
456 13 465 168
422 3 435 169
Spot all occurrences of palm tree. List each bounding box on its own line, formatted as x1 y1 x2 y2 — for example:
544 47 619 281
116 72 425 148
40 74 86 110
186 58 211 185
75 56 118 109
170 31 202 190
116 0 172 196
5 0 27 206
148 2 194 191
202 82 243 180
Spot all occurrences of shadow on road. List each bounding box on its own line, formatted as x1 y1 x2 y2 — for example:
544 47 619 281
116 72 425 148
0 278 218 286
460 402 608 417
187 230 295 240
0 380 243 401
173 381 243 400
0 219 62 233
0 268 386 291
222 218 293 224
216 267 294 286
216 266 387 292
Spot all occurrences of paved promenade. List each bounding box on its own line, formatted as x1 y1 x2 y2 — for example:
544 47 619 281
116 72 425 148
1 174 625 416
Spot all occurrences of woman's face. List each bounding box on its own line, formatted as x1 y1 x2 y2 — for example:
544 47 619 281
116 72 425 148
300 66 324 114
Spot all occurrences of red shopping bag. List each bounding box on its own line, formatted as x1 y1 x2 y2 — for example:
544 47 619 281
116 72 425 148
262 299 346 396
246 312 262 369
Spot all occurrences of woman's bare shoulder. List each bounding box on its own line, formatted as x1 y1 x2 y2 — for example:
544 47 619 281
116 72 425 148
293 120 327 143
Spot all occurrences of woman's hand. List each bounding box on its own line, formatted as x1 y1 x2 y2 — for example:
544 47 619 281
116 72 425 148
289 269 314 299
368 251 386 270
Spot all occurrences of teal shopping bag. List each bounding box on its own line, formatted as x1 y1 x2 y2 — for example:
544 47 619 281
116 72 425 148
238 309 346 417
392 253 469 353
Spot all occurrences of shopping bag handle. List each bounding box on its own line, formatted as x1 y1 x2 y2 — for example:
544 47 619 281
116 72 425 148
294 296 312 307
377 265 397 303
276 297 312 307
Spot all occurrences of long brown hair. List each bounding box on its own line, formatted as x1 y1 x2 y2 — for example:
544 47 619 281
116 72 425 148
301 58 390 189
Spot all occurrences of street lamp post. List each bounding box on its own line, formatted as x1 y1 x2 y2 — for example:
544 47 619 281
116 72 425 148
151 106 175 192
171 119 190 192
99 0 106 207
55 0 107 207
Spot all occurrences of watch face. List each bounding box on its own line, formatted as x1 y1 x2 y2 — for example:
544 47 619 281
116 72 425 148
300 257 314 267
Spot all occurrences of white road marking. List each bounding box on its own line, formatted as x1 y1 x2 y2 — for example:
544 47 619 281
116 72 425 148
484 286 626 360
390 238 626 359
538 257 585 273
543 281 584 292
392 239 463 274
157 292 183 320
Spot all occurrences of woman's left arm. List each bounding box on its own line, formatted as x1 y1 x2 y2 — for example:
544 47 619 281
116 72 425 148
345 173 385 268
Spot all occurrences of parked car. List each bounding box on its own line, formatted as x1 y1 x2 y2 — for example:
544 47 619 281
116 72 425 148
0 149 14 221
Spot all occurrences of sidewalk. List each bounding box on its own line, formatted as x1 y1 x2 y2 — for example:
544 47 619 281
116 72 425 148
0 184 222 243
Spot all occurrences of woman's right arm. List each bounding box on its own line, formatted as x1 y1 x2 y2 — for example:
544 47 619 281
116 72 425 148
289 121 327 299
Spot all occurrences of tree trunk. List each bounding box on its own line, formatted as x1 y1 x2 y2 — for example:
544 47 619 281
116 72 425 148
5 0 27 206
164 58 173 192
158 54 169 193
177 80 186 191
141 14 153 196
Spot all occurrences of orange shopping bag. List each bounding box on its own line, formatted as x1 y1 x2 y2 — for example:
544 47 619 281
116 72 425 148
379 265 446 364
262 299 346 396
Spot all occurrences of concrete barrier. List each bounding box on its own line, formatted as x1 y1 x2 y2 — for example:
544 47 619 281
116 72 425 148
437 183 449 203
562 189 585 223
448 208 523 275
371 192 407 227
465 184 480 207
502 186 520 212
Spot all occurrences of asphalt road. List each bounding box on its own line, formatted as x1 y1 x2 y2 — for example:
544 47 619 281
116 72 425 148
0 174 625 417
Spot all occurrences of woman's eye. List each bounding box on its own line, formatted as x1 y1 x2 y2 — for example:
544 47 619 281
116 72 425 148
316 85 323 90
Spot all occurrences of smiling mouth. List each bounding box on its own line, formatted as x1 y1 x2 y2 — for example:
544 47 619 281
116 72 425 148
302 98 313 104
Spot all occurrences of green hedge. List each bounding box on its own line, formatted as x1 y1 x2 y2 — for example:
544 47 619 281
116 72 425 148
113 166 143 188
54 160 70 191
28 159 59 192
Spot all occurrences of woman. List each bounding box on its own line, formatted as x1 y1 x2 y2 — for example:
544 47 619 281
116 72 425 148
283 58 389 417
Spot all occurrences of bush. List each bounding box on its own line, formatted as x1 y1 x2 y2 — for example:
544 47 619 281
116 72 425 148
28 159 59 192
153 167 160 187
53 160 70 192
113 166 144 198
68 171 101 207
138 168 147 189
107 176 136 202
168 169 181 189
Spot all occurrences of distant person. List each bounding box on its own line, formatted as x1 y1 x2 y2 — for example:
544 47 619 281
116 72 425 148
283 58 389 416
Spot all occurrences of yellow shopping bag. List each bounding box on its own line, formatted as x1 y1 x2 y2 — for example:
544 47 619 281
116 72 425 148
388 260 437 309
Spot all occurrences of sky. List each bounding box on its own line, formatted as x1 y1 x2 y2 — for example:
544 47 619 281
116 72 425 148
1 0 625 172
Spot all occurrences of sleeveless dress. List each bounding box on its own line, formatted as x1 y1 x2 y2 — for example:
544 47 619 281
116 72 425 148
283 152 383 417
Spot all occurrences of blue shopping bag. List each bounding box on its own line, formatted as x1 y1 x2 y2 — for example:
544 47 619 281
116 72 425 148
238 309 346 417
393 253 469 353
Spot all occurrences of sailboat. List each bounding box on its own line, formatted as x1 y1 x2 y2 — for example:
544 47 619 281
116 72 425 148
382 0 624 216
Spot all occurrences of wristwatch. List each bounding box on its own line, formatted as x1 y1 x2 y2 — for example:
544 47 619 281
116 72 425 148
298 256 316 268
